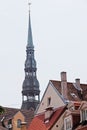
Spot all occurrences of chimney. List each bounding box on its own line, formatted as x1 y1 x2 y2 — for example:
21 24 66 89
75 78 81 90
61 72 68 100
44 107 54 123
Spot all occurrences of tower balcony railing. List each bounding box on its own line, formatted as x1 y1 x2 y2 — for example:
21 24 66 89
23 98 39 103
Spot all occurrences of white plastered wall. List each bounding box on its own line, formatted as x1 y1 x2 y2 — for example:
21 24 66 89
37 83 65 114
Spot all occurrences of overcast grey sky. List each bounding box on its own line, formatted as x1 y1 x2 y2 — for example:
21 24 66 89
0 0 87 108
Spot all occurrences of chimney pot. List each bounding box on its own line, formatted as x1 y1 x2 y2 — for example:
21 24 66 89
61 72 67 81
75 78 80 88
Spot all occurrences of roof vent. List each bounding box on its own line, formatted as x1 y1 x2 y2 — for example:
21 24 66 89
75 79 80 88
71 93 77 98
73 78 82 91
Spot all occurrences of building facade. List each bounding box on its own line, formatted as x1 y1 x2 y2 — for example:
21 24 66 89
0 107 34 130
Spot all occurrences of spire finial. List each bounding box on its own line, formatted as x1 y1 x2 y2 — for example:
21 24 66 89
28 2 31 13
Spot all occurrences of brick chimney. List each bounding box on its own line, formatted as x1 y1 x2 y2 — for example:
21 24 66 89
61 72 68 100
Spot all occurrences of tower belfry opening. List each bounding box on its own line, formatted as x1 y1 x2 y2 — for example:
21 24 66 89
21 6 40 110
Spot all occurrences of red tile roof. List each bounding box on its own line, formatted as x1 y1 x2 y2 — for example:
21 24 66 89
0 107 34 128
50 80 87 101
28 106 66 130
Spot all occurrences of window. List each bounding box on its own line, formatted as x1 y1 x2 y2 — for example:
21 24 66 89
29 72 32 76
47 97 51 106
17 119 21 128
81 109 87 121
64 117 72 130
33 72 36 76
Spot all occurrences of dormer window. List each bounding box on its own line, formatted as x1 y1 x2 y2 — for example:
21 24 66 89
64 116 72 130
81 109 87 122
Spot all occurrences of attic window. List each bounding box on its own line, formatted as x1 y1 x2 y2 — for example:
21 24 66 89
47 97 51 106
71 93 77 98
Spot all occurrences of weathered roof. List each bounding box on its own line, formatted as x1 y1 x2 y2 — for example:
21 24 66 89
28 106 66 130
50 80 87 101
0 107 34 128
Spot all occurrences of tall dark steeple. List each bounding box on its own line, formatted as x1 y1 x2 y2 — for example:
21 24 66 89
21 5 40 110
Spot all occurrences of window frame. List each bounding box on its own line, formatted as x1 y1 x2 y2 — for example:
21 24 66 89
47 97 51 106
64 116 72 130
17 119 21 128
81 109 87 122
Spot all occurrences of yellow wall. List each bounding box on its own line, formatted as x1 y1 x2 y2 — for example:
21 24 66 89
12 111 26 130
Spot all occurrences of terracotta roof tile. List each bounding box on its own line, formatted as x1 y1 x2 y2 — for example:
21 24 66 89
28 106 66 130
50 80 87 101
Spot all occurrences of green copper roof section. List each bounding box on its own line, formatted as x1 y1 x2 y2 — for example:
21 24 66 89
27 11 34 48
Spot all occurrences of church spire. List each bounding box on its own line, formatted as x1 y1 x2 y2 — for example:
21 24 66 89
21 4 40 110
27 3 34 48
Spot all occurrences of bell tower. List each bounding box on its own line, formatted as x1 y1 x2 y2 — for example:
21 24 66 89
21 5 40 110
